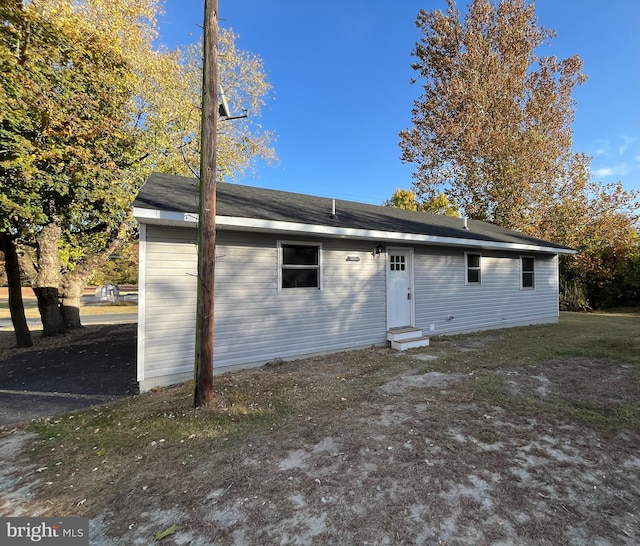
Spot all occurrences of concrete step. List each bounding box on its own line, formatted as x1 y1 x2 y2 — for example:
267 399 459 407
387 327 424 342
390 336 430 351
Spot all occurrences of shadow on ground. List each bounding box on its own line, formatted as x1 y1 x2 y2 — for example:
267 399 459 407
0 323 138 428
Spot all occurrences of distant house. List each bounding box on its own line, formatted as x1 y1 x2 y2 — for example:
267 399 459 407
133 172 574 392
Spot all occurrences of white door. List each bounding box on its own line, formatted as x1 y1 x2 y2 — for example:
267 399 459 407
387 248 413 328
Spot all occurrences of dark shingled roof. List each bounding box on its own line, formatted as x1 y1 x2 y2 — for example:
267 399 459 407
134 172 573 252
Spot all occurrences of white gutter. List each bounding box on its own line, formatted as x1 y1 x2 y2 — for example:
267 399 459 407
133 207 576 255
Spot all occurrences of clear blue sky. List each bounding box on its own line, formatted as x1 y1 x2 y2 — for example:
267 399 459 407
158 0 640 206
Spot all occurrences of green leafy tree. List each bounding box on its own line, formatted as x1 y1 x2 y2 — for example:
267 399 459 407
614 242 640 306
422 192 460 217
383 188 419 210
1 0 141 334
545 178 639 308
384 188 460 217
1 0 276 336
140 28 276 180
399 0 638 308
399 0 586 230
88 241 139 286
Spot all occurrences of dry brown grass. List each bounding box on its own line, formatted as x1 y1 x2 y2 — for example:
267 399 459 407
1 310 639 545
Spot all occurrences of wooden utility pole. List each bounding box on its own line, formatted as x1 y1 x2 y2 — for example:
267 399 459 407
194 0 218 407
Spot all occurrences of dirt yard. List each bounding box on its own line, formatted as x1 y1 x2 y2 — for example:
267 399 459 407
0 313 639 545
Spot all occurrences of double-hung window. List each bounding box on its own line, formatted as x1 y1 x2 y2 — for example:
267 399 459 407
279 242 322 290
466 252 481 284
521 256 535 289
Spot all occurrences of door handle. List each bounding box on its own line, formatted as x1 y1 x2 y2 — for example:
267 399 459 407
407 291 412 300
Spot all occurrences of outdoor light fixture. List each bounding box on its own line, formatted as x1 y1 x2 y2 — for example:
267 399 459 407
375 245 384 255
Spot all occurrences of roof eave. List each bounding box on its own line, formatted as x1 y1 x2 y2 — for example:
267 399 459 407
134 207 576 255
134 207 198 228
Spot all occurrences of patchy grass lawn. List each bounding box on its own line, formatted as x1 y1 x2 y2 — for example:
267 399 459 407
1 310 639 545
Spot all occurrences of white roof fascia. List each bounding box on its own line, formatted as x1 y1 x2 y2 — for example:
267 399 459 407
134 207 198 227
216 216 576 255
134 209 576 255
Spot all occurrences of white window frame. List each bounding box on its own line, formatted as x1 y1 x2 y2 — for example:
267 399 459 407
465 252 482 285
520 255 535 290
277 240 323 292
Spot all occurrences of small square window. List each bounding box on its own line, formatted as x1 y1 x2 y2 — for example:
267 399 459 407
280 243 321 289
390 254 406 271
466 253 481 284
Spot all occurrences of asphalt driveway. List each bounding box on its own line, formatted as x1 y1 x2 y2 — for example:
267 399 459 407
0 323 138 428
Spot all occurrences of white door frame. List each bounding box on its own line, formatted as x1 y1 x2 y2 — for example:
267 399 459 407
385 247 415 329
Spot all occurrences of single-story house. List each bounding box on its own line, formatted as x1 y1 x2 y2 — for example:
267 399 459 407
133 172 574 392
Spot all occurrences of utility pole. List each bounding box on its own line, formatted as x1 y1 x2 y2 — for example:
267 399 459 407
194 0 218 407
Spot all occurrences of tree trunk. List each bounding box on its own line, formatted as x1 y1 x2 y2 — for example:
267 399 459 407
32 286 66 336
0 233 32 347
27 223 66 336
60 274 85 329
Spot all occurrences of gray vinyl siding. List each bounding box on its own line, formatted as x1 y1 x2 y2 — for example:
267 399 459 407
139 225 561 391
139 226 386 389
140 227 198 385
413 247 558 335
214 237 386 364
